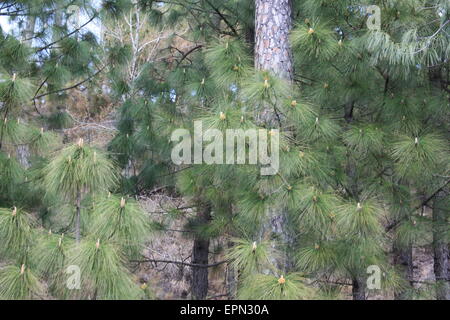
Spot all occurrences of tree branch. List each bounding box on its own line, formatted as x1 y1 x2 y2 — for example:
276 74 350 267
33 66 106 100
386 179 450 232
203 0 238 36
36 14 97 53
131 258 227 268
176 45 203 66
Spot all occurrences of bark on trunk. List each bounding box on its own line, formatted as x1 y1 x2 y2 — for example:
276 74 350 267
16 118 30 168
255 0 293 81
344 102 368 300
53 10 63 42
347 161 365 301
18 14 35 165
75 190 82 243
393 244 414 300
254 0 295 274
352 278 366 300
225 201 238 299
255 0 293 126
264 207 295 272
433 191 450 300
225 240 238 299
191 203 212 300
16 144 31 169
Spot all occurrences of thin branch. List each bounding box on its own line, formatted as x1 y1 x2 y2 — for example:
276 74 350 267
203 0 238 36
36 14 97 53
176 45 203 66
386 179 450 231
33 65 106 100
131 258 227 268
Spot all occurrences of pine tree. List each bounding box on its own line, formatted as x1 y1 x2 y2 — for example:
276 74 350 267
129 0 449 300
0 0 156 299
0 0 449 301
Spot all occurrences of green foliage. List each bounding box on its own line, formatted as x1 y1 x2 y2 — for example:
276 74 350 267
102 0 133 19
0 207 34 258
42 141 118 199
1 118 28 144
26 127 59 155
296 242 338 273
0 36 30 73
391 133 449 181
47 109 73 130
336 199 384 238
32 231 71 277
204 39 252 90
67 238 142 299
395 216 432 248
107 44 132 66
241 70 291 103
0 264 43 300
227 239 272 276
291 20 339 61
293 185 340 231
59 38 92 74
32 231 73 297
343 124 385 155
0 0 448 301
0 75 34 110
0 152 25 199
89 195 152 258
42 62 71 88
238 273 315 300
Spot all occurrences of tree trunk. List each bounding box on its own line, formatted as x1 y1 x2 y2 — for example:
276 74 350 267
16 119 30 168
22 14 36 46
53 10 63 42
254 0 293 126
393 244 414 300
225 201 238 299
225 240 238 299
18 14 35 166
75 190 82 243
254 0 295 274
191 203 211 300
352 278 366 300
433 191 450 300
255 0 293 81
344 102 368 300
16 144 31 169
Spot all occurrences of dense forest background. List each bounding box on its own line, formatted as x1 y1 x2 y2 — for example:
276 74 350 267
0 0 449 300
